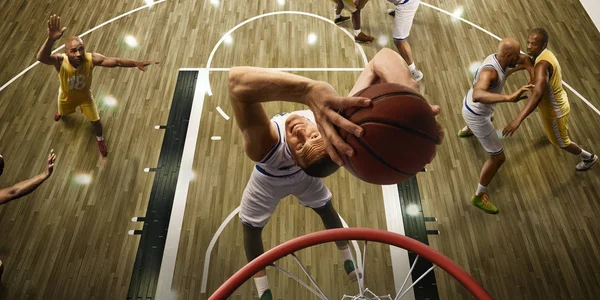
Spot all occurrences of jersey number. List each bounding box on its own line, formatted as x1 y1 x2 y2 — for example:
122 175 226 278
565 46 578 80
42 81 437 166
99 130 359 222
69 74 86 90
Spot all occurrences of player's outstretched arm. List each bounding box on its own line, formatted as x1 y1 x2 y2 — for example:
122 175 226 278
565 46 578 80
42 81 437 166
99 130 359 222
502 61 549 137
473 68 533 104
92 53 159 72
37 14 65 69
0 150 56 206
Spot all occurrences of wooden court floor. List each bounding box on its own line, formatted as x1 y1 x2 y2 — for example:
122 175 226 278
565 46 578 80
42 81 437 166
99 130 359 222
0 0 599 299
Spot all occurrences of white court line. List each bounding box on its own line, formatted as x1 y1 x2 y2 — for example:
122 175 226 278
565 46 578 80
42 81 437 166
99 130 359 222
204 10 369 96
208 67 364 72
215 106 230 120
200 206 241 293
382 184 415 299
420 1 600 117
0 0 167 93
155 69 209 300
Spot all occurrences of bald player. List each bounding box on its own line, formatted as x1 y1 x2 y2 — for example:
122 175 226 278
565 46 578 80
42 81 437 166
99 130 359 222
229 48 442 299
36 15 158 157
331 0 375 43
503 28 597 171
458 38 534 214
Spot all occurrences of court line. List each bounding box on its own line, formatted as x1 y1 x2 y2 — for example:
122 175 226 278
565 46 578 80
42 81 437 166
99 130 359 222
420 1 600 116
155 69 209 300
198 206 363 294
215 106 230 120
382 184 415 299
200 206 241 293
0 0 167 93
208 67 365 72
204 10 369 96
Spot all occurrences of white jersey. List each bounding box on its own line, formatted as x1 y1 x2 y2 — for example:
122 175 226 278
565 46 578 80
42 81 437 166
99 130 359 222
464 54 507 117
255 110 315 177
388 0 418 6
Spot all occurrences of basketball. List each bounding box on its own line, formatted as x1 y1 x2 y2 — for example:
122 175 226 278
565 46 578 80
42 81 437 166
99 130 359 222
338 83 440 185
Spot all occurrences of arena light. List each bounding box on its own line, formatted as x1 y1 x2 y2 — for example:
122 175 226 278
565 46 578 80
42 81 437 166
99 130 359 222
125 35 138 47
469 61 482 75
223 34 233 45
144 0 154 7
406 204 420 216
103 95 118 107
307 33 317 45
74 173 92 185
452 7 464 20
377 34 389 47
277 0 285 5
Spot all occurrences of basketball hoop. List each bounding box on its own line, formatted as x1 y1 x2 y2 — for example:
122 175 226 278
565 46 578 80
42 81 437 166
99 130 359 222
209 228 492 300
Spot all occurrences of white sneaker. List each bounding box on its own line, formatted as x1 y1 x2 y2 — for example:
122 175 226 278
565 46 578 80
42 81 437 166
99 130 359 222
576 154 598 171
411 69 424 81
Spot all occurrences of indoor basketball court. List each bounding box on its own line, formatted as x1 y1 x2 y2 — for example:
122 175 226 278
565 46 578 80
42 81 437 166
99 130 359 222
0 0 599 299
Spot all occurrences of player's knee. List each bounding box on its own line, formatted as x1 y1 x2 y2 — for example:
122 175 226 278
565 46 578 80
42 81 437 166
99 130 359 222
312 201 334 217
491 152 506 164
558 140 571 149
242 222 265 262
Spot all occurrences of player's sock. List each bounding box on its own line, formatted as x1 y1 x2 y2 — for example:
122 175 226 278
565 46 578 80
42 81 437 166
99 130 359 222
339 246 353 263
408 63 417 72
96 136 104 141
461 126 469 132
579 149 592 160
354 29 361 36
476 183 487 196
254 275 270 298
335 13 341 19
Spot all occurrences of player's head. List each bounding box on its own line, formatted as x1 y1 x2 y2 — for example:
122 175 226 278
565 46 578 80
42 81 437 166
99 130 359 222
527 28 549 57
65 36 85 67
497 38 521 68
285 114 340 177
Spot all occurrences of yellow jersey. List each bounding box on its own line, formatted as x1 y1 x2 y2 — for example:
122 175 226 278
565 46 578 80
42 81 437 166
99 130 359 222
534 49 570 119
58 53 94 102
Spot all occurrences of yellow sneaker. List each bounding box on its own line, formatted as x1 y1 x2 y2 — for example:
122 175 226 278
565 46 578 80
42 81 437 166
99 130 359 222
471 194 498 214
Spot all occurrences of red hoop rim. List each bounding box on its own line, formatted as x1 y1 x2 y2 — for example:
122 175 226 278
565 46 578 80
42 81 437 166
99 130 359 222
209 228 492 299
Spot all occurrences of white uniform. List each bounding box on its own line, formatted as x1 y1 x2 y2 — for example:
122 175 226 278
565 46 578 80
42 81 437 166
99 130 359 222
389 0 420 40
461 54 507 155
239 110 332 228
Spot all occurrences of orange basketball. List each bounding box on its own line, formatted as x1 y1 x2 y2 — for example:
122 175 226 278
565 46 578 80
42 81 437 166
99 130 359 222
338 83 439 185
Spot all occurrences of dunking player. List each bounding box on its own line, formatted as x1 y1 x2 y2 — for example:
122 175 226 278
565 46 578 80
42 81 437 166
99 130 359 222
228 47 442 299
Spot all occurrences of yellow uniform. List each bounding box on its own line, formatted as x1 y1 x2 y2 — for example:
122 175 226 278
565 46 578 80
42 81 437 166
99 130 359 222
535 49 571 147
57 52 100 122
330 0 358 13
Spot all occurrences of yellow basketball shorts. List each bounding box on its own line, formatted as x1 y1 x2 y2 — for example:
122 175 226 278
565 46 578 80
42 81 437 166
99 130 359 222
542 113 571 148
57 95 100 122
